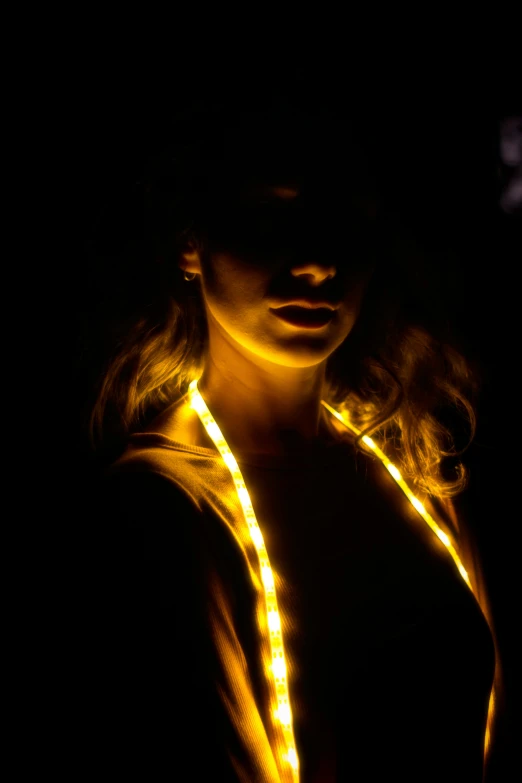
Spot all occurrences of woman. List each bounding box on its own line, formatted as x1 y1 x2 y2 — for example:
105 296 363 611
85 98 502 782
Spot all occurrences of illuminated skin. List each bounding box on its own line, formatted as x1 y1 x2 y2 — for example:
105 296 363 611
180 166 374 457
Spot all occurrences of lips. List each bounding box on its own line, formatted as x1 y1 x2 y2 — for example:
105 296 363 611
271 299 340 310
270 305 335 329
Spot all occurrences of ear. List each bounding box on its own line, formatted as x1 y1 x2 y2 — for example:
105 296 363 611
178 243 202 277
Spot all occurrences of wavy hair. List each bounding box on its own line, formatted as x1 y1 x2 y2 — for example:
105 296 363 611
84 98 480 498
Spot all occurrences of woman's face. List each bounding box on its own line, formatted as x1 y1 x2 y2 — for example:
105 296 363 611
187 115 375 371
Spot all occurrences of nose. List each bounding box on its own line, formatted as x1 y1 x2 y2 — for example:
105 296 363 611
290 263 337 286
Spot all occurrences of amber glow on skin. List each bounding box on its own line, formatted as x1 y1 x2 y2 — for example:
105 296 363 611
180 180 372 459
189 379 496 782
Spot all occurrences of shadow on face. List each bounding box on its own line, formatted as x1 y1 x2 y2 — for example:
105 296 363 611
198 105 378 285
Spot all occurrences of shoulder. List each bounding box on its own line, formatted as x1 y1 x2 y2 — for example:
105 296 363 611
101 462 198 509
101 430 207 517
91 466 209 620
142 392 216 451
97 465 204 561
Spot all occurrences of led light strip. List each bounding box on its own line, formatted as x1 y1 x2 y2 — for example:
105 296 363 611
321 402 473 583
321 401 496 761
188 380 495 781
188 380 299 781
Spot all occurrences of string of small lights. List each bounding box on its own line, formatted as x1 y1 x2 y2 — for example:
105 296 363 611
188 379 495 782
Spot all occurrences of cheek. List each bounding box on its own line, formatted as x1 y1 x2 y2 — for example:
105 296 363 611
209 235 287 274
200 251 270 319
352 275 371 308
339 278 370 329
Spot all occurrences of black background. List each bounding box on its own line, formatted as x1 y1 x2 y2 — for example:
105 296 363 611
55 61 519 777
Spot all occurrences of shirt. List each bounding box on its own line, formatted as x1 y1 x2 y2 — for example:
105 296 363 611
92 392 496 782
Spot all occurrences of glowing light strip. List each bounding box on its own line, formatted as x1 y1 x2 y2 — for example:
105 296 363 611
321 402 472 585
188 380 300 782
189 380 495 778
321 400 496 761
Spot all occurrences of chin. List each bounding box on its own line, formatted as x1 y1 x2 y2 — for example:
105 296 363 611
265 341 340 369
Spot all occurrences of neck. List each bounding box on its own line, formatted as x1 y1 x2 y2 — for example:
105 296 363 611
197 350 335 458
